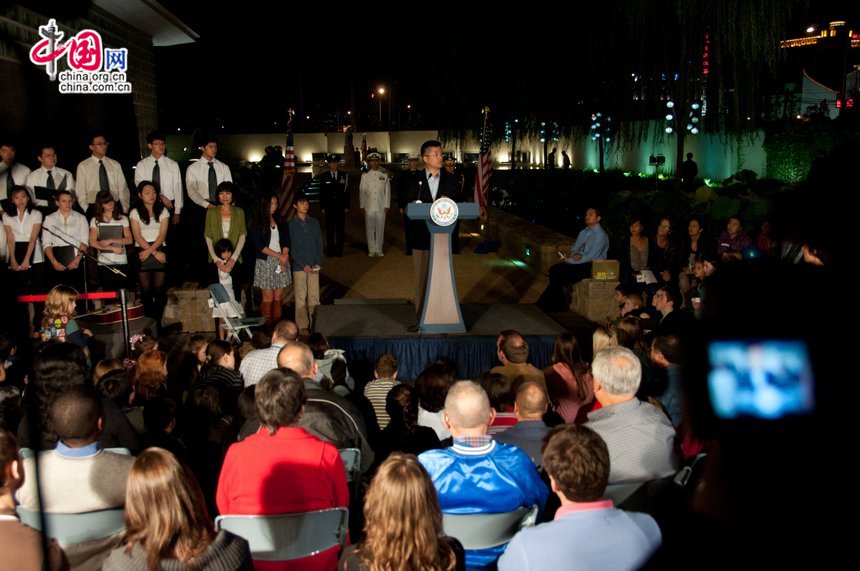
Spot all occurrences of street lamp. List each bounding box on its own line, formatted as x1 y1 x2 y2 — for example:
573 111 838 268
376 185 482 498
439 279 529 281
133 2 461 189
377 86 385 125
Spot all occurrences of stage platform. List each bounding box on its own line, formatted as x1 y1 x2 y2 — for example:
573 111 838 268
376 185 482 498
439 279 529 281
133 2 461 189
316 301 566 380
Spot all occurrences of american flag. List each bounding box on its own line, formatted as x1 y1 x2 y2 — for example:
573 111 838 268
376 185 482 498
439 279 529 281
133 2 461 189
277 115 297 219
474 128 491 221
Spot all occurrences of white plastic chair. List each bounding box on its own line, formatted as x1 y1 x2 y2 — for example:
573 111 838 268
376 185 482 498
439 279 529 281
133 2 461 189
215 508 349 562
209 283 266 344
17 507 125 545
442 505 538 550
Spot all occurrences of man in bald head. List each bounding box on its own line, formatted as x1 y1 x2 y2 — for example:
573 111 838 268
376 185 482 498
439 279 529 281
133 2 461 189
495 380 551 469
418 380 548 569
277 341 374 473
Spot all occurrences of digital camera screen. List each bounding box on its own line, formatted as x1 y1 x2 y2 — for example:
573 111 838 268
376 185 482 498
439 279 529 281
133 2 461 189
707 340 815 420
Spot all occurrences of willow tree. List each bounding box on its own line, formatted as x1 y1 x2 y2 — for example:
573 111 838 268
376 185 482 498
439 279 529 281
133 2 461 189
431 1 804 176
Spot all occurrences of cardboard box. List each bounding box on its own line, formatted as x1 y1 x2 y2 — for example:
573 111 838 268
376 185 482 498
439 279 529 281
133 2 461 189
591 259 620 281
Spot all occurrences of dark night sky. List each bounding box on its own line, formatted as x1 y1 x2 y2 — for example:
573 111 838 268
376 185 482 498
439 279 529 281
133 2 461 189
154 1 860 133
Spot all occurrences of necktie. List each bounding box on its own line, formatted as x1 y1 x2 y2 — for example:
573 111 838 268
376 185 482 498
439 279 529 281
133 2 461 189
46 170 55 189
152 159 161 192
208 161 217 203
5 169 13 193
99 159 110 192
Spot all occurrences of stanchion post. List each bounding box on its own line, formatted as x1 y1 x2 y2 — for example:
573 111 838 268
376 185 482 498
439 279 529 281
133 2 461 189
120 289 131 357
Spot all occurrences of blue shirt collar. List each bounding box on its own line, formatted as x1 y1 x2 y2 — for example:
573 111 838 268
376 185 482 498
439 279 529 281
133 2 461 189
55 440 100 458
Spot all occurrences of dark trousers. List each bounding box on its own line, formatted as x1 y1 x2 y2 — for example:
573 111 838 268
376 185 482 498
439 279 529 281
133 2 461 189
325 209 346 256
536 261 592 310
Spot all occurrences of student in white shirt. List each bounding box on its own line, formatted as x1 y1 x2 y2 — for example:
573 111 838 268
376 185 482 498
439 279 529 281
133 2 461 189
134 131 182 225
75 133 130 214
129 181 169 327
2 185 44 335
24 146 75 209
89 190 133 293
42 189 89 291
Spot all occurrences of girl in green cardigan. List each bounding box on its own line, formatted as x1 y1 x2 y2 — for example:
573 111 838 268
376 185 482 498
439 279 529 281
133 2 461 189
204 181 246 302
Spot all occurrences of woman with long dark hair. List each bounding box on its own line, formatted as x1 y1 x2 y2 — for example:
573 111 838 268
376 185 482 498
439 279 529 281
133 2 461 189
103 447 252 570
248 194 290 326
377 384 441 462
543 332 593 423
339 453 464 571
129 181 169 325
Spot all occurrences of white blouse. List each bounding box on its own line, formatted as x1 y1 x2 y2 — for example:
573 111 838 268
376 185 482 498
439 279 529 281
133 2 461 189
129 208 169 244
3 209 44 264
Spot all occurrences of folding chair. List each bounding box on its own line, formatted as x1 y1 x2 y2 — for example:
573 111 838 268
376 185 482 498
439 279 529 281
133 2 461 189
209 283 266 344
338 448 361 484
442 505 539 550
17 507 125 545
216 508 349 562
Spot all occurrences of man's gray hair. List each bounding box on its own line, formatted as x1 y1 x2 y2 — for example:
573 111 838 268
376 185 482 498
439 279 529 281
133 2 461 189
592 346 642 397
277 341 315 378
445 380 492 430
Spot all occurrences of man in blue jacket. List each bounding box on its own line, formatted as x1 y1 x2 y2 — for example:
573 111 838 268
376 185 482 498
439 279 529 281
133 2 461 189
418 381 548 569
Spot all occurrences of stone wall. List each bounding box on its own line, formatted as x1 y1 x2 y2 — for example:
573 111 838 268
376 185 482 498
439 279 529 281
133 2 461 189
485 206 574 275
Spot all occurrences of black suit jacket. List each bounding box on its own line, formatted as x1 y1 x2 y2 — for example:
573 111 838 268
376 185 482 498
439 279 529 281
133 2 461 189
404 168 460 250
318 170 350 211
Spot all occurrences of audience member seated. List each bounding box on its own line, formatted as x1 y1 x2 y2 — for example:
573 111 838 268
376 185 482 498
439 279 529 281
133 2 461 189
277 342 374 473
613 317 661 399
131 349 170 407
194 340 244 418
418 381 548 569
415 362 455 440
592 326 617 358
377 384 441 463
482 372 517 435
239 320 298 388
650 335 684 427
587 347 679 483
617 216 653 288
18 342 139 453
97 369 143 433
498 425 661 571
678 216 715 295
490 330 546 388
543 332 593 424
139 397 187 462
495 381 551 469
364 353 400 430
217 368 348 571
91 358 123 386
651 216 678 285
175 335 209 394
308 332 353 395
236 386 259 441
717 216 752 263
104 447 252 570
0 429 69 571
17 386 135 568
339 453 464 571
652 284 693 338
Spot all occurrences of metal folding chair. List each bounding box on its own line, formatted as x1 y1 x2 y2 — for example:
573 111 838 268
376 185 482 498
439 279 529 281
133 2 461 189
442 505 539 550
209 283 266 344
215 508 349 562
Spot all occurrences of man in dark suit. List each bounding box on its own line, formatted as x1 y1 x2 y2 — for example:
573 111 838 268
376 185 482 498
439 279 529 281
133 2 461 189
317 154 349 257
396 153 422 255
405 140 459 316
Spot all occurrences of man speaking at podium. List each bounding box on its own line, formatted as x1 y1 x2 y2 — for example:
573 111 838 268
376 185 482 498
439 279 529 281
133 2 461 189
405 140 460 316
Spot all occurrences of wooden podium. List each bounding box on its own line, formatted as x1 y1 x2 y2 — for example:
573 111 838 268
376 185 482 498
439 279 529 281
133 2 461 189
407 199 478 333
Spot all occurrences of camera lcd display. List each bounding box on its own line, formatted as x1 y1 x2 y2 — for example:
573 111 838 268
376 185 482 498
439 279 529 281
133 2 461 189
707 340 815 420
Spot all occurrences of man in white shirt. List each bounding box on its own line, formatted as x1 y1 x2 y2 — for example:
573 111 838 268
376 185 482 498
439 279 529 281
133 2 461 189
239 319 299 387
185 136 232 282
75 133 130 214
42 189 89 290
24 146 75 209
135 131 182 225
0 142 32 214
359 151 390 256
185 136 232 210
